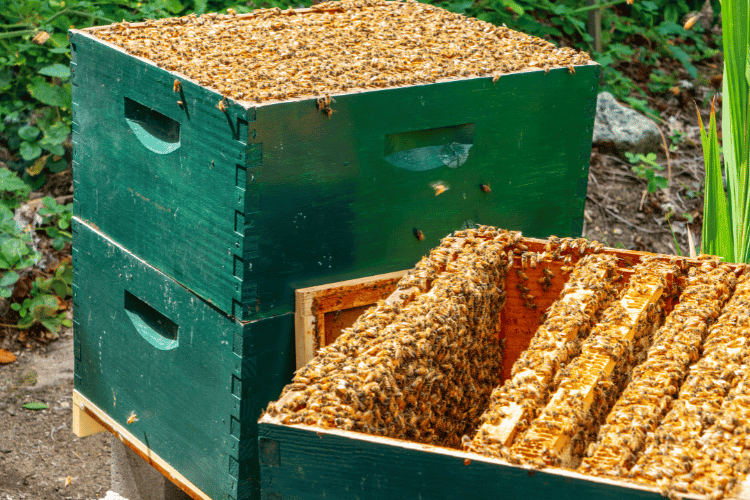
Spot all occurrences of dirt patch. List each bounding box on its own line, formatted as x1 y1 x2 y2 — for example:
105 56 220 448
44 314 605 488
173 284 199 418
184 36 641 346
0 335 110 500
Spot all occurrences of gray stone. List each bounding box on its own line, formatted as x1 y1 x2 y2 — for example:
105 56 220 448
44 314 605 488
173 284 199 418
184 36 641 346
110 436 190 500
592 91 662 154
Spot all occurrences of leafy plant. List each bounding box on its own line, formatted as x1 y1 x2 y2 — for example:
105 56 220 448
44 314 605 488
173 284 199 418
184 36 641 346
10 259 72 336
699 0 749 262
626 151 668 193
37 196 72 250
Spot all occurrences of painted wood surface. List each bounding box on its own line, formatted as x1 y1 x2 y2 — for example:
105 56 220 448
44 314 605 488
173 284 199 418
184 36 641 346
72 218 295 500
71 27 599 322
258 417 669 500
73 390 211 500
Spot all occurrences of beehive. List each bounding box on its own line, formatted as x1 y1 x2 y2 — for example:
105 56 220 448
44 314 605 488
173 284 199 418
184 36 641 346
261 226 750 500
69 0 599 322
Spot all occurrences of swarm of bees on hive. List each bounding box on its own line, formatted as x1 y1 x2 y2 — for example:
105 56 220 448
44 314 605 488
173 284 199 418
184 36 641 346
90 0 591 103
266 225 750 500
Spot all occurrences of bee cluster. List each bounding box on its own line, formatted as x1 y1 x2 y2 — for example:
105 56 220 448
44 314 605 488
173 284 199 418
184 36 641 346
267 226 514 448
90 0 591 104
499 259 671 467
468 253 623 453
581 261 736 478
628 272 750 498
267 225 750 499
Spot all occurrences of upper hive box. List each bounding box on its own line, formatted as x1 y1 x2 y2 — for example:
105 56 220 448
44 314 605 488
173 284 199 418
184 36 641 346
69 0 599 321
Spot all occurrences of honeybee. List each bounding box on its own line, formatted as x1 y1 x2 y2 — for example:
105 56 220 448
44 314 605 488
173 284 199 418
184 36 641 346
413 228 425 241
127 412 139 424
217 98 227 112
480 184 491 193
173 79 181 92
430 180 450 196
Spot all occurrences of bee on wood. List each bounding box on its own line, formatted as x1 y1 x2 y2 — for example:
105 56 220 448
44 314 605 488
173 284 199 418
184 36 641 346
480 184 491 194
413 228 425 241
217 98 227 112
127 412 139 424
173 79 181 93
430 180 450 196
316 94 336 117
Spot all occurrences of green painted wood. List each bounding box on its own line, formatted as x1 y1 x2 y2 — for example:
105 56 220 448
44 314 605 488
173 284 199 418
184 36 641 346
70 31 250 319
258 421 665 500
248 66 599 318
71 28 598 322
72 218 295 500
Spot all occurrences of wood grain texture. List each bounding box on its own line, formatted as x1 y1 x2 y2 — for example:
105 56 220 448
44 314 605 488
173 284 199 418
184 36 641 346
72 218 295 500
73 390 211 500
294 270 406 367
258 417 668 500
72 400 106 437
71 25 600 322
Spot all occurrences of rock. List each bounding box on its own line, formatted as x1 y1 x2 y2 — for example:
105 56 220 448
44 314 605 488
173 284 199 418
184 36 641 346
592 92 662 154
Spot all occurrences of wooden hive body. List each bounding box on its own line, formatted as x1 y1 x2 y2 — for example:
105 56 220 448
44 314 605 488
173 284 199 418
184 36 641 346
260 240 750 500
72 219 294 500
69 18 599 322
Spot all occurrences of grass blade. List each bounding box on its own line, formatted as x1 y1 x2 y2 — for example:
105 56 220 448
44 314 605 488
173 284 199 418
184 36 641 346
699 99 734 260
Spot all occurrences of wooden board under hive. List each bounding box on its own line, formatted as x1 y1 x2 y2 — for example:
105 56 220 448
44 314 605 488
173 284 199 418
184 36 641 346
261 226 750 500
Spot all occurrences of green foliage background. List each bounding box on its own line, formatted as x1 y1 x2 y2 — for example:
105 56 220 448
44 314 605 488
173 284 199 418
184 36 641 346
0 0 723 336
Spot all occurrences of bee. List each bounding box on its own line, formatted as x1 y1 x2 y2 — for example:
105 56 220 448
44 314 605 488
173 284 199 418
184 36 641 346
217 98 227 112
316 94 336 117
177 100 183 106
413 228 425 241
127 412 139 424
480 184 491 194
430 180 450 196
173 79 181 93
567 65 576 75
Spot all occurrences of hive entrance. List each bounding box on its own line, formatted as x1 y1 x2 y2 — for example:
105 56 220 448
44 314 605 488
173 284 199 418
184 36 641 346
276 227 750 500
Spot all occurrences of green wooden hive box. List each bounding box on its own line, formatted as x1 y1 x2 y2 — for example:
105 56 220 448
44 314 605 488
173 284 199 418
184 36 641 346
69 1 599 324
72 218 293 500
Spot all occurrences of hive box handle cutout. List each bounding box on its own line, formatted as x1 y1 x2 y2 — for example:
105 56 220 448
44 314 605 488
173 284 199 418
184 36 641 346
384 123 474 171
124 97 180 154
124 291 179 350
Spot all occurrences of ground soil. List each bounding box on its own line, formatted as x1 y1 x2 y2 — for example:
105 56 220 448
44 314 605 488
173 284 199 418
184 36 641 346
0 16 724 500
0 331 111 500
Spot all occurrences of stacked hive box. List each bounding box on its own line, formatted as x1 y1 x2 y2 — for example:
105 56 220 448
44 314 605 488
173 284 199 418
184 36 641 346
263 229 750 500
69 2 598 499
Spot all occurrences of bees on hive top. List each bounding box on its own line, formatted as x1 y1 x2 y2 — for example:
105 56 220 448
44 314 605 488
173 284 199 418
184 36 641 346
91 0 592 104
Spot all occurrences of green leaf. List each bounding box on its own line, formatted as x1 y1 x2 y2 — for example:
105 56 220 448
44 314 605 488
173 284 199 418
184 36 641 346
0 238 28 265
0 69 11 90
38 64 71 80
193 0 207 14
699 100 734 260
20 142 42 161
666 45 698 79
27 79 71 108
0 288 10 298
18 125 40 142
0 271 19 287
163 0 184 14
22 402 48 410
41 142 65 157
28 294 59 319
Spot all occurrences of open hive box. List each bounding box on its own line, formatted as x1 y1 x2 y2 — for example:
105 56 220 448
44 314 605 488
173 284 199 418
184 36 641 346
260 226 750 500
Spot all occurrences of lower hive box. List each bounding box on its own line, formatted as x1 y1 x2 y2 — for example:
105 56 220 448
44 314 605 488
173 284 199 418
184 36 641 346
260 226 750 500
